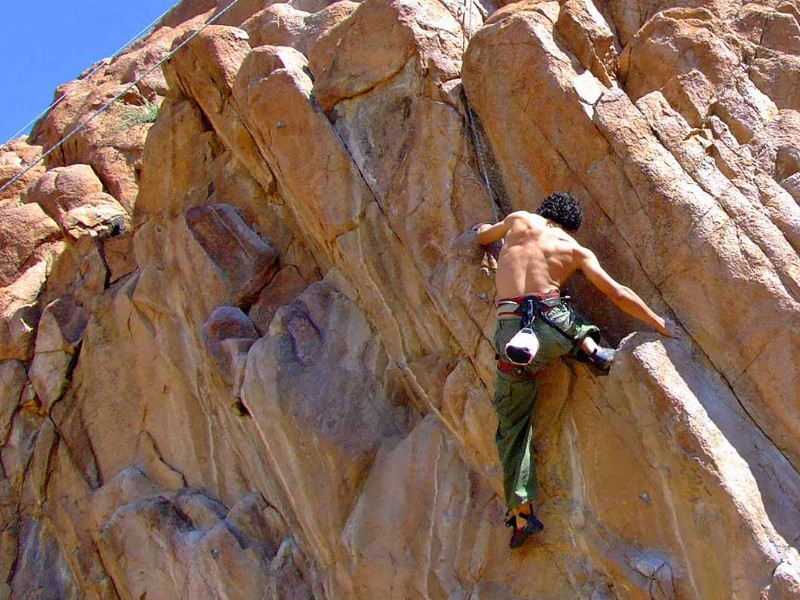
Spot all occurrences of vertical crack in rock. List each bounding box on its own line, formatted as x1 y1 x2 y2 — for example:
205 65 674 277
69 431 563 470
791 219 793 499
38 419 61 506
462 88 512 220
321 101 389 217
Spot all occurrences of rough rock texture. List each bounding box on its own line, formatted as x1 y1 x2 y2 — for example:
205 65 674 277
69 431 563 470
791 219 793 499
0 140 46 202
1 0 800 597
25 164 130 239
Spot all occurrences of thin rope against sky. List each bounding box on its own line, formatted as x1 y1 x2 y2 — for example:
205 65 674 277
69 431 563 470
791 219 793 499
2 3 177 148
0 0 246 197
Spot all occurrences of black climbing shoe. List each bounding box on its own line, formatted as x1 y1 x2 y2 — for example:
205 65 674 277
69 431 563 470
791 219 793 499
588 347 616 371
506 511 544 549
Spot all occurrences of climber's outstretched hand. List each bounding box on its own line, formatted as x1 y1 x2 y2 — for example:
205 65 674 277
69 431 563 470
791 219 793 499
658 317 680 339
472 222 504 261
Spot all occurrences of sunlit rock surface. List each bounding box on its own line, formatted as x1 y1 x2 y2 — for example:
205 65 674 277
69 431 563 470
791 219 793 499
1 0 799 597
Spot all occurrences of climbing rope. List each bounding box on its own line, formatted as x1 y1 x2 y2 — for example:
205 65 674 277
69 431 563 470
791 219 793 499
458 0 476 54
2 4 177 149
0 0 246 197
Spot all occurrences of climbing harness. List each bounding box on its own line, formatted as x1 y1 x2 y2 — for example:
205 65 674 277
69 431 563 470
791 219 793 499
496 292 606 376
505 294 616 373
495 293 564 374
0 0 248 197
501 294 576 344
501 295 549 365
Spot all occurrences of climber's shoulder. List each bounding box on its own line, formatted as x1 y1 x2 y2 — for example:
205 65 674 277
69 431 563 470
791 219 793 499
504 211 548 234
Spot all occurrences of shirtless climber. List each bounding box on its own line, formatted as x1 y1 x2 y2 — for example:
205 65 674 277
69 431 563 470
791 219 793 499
476 192 673 549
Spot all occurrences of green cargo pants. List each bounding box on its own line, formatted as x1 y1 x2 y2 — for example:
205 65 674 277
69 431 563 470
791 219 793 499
492 298 599 509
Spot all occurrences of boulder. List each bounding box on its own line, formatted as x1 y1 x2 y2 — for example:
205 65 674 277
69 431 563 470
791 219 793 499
96 493 273 599
0 140 45 202
184 203 279 305
242 2 360 55
241 281 414 573
0 202 61 288
24 164 130 239
248 266 309 335
0 360 26 441
28 296 88 411
25 164 104 213
101 232 136 284
0 258 51 362
555 0 619 87
201 305 260 390
308 0 464 112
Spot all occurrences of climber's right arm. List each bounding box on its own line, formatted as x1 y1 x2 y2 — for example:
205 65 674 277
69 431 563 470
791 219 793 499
476 212 525 245
576 246 673 337
476 222 507 245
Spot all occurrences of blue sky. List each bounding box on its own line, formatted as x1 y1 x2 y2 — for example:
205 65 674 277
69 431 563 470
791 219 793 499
1 0 178 146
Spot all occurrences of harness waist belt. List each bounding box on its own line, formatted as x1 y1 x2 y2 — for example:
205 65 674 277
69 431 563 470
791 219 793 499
496 290 561 318
497 290 577 345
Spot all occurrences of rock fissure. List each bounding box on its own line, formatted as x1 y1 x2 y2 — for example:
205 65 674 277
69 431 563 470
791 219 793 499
733 337 775 384
679 323 800 484
316 53 418 114
461 90 510 218
3 518 21 590
93 540 126 600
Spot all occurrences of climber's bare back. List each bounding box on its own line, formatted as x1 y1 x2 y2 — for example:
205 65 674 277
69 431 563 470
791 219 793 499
478 212 581 298
477 210 672 336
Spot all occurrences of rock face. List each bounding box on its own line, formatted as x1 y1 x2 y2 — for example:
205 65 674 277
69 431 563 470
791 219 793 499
1 0 799 598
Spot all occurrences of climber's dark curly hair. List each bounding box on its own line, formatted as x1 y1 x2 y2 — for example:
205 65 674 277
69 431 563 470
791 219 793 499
535 192 583 232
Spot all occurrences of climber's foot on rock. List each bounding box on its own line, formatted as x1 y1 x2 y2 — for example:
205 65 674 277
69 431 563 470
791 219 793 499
579 337 616 373
588 346 615 371
506 504 544 549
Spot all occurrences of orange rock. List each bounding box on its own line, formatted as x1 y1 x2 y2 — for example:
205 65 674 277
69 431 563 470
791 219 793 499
555 0 619 87
4 0 800 596
309 0 463 112
242 1 360 55
201 305 259 389
25 164 129 239
29 295 88 410
0 140 45 201
0 202 61 288
185 203 279 304
248 265 309 335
